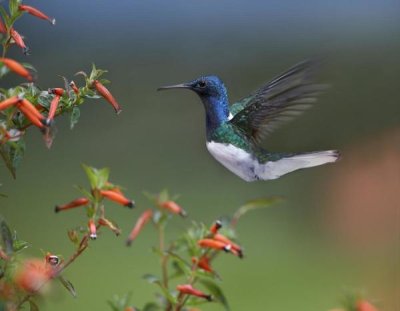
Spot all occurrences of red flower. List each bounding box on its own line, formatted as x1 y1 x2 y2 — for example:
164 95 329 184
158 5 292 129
197 239 230 252
55 197 89 213
49 88 64 97
192 255 213 273
88 219 97 239
45 253 60 266
209 220 222 235
10 28 29 54
46 94 61 125
126 209 153 246
100 189 134 208
18 4 55 25
0 18 6 34
0 58 32 81
98 217 121 236
357 300 378 311
69 81 79 94
0 96 22 111
14 259 53 293
213 234 243 258
93 80 122 114
176 284 212 301
17 99 45 128
159 200 187 217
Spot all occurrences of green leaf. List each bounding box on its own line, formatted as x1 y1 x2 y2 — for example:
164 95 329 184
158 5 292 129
142 302 161 311
96 167 110 189
152 210 169 227
0 144 16 179
13 238 29 253
0 7 10 27
0 217 13 255
73 185 93 200
29 299 39 311
142 274 176 304
58 276 77 298
0 63 9 79
70 106 80 129
232 197 282 225
143 274 160 284
199 280 230 311
82 164 109 189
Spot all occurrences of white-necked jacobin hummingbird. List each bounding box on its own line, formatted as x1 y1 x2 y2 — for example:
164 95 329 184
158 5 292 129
158 60 339 182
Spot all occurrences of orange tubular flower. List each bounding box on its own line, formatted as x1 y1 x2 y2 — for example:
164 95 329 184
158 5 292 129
88 219 97 239
209 220 222 235
176 284 212 301
192 255 213 273
213 234 243 258
126 209 153 246
197 239 230 252
159 200 187 217
98 217 121 236
69 81 79 94
18 5 55 25
0 58 32 81
14 259 53 293
10 28 29 54
49 88 64 97
46 94 61 124
0 96 22 111
17 101 44 128
100 189 134 208
93 80 122 114
357 300 378 311
55 197 89 213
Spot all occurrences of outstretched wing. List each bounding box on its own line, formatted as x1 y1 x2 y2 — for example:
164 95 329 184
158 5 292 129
229 60 328 143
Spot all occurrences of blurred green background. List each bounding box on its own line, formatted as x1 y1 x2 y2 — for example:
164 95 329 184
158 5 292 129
1 0 399 310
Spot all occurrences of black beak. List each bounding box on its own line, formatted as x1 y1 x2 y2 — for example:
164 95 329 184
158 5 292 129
157 83 191 91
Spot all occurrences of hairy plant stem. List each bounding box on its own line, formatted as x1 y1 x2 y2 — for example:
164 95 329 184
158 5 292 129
158 224 173 311
16 235 90 310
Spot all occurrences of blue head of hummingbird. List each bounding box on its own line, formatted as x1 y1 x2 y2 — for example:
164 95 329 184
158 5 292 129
158 76 231 136
158 60 340 182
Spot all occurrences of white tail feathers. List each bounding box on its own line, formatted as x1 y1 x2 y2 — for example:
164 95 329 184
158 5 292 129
256 150 340 180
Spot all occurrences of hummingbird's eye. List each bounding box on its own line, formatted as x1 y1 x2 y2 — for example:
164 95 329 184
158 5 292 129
197 81 206 88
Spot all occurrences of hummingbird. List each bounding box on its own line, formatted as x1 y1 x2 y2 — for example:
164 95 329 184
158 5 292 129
158 60 339 182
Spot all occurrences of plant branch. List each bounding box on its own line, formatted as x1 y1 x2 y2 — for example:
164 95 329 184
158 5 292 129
16 234 90 310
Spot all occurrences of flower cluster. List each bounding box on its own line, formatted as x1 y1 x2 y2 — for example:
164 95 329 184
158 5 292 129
55 165 135 241
0 0 121 178
115 192 280 311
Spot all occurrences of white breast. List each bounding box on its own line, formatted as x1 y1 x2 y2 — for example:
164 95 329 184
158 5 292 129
206 141 258 181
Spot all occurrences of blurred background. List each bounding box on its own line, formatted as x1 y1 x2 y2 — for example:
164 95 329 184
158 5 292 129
1 0 399 310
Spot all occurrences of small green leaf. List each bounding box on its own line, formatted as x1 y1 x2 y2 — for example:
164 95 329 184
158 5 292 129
0 7 10 27
29 299 39 311
142 302 161 311
96 167 110 189
0 217 13 255
232 197 282 226
13 238 29 252
81 164 98 189
143 273 160 284
199 280 230 311
0 144 16 179
70 106 80 129
73 185 93 200
142 274 176 304
58 276 77 298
